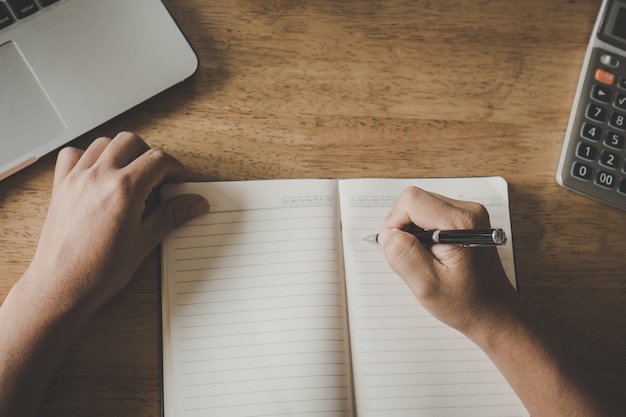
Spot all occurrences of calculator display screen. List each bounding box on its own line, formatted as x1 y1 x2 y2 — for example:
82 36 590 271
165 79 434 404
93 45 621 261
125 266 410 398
612 7 626 40
599 1 626 49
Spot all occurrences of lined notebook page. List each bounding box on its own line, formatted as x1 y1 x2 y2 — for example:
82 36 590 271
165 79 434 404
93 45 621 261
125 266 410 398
161 180 354 417
338 177 529 417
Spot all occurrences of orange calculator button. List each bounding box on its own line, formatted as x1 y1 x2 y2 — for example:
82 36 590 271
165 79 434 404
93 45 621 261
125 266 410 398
595 69 616 85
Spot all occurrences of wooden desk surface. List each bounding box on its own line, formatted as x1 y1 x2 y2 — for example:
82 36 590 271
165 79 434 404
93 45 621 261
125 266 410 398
1 0 624 415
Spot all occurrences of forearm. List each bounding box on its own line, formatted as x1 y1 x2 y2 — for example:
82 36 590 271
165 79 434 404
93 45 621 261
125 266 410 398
0 271 89 417
469 299 619 417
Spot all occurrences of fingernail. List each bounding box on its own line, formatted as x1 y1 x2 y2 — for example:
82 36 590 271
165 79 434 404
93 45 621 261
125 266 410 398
377 228 393 246
191 197 209 217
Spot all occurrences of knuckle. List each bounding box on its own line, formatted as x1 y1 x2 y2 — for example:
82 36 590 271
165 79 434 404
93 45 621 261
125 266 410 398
107 171 136 202
145 148 168 161
146 148 183 173
94 136 113 144
115 131 140 141
467 202 491 227
453 202 490 229
91 136 112 148
113 131 149 151
401 186 424 203
57 146 81 160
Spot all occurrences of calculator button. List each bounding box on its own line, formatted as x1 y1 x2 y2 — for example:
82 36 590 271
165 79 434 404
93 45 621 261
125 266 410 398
615 93 626 110
572 162 593 180
595 170 616 188
600 150 620 169
609 112 626 130
619 179 626 194
596 69 616 85
605 131 625 149
601 53 620 68
581 122 602 140
592 85 611 103
586 104 607 121
619 78 626 90
576 142 597 160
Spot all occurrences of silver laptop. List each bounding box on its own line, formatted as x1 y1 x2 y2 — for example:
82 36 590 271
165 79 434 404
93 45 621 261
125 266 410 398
0 0 198 180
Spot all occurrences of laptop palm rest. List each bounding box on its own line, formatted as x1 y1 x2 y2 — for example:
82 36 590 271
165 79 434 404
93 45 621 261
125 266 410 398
0 41 65 169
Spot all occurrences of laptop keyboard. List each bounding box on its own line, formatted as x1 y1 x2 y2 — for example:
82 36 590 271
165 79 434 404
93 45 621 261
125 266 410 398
0 0 59 31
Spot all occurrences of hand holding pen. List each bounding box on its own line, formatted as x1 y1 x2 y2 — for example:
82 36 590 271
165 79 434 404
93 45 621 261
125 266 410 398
373 186 516 336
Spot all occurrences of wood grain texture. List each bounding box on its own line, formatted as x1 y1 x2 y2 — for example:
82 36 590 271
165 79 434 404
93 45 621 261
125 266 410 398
1 1 624 416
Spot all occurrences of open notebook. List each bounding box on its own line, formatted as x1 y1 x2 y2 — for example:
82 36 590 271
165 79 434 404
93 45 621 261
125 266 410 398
160 177 528 417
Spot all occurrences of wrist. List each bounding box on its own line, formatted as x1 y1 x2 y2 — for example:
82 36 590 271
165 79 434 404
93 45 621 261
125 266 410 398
17 261 99 329
0 268 93 417
463 292 529 355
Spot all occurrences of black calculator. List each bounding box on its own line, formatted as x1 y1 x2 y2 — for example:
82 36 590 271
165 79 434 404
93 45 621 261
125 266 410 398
557 0 626 210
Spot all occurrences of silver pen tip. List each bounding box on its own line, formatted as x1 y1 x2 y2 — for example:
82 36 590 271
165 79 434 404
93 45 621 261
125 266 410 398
363 234 379 243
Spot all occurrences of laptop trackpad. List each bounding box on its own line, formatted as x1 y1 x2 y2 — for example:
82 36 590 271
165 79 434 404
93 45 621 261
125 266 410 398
0 41 65 163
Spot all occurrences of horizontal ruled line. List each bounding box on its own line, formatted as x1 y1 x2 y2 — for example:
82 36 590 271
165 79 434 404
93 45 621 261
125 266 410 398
182 349 345 364
363 380 507 389
177 292 341 306
183 373 349 388
184 385 349 400
367 392 519 401
184 399 349 412
174 226 335 240
181 326 343 340
175 248 336 262
184 396 350 412
178 304 342 318
181 338 346 352
176 259 338 273
177 214 334 228
175 270 339 284
183 362 347 376
179 315 343 329
363 369 499 377
175 236 335 250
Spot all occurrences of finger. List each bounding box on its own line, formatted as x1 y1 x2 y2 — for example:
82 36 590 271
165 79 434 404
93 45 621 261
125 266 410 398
72 136 112 170
377 227 439 300
383 186 489 231
382 187 457 231
141 194 209 251
98 131 150 168
53 147 84 189
123 148 187 200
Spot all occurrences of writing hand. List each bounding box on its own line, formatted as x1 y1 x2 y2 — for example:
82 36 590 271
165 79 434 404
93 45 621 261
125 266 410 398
377 186 620 417
377 185 519 338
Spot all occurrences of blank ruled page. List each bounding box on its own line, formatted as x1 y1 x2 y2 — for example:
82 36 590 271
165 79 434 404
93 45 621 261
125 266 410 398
338 177 529 417
161 180 354 417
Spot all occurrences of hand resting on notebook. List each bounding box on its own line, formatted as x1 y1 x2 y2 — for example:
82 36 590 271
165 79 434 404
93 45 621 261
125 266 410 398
0 132 209 417
377 185 620 417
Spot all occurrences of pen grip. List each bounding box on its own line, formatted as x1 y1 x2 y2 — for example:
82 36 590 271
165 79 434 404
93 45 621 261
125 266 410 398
433 230 499 245
408 228 506 246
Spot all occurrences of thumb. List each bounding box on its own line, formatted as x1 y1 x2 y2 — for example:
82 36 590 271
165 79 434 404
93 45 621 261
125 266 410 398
142 194 209 249
378 228 438 301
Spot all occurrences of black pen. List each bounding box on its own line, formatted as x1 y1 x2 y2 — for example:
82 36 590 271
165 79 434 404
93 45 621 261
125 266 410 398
363 226 507 247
